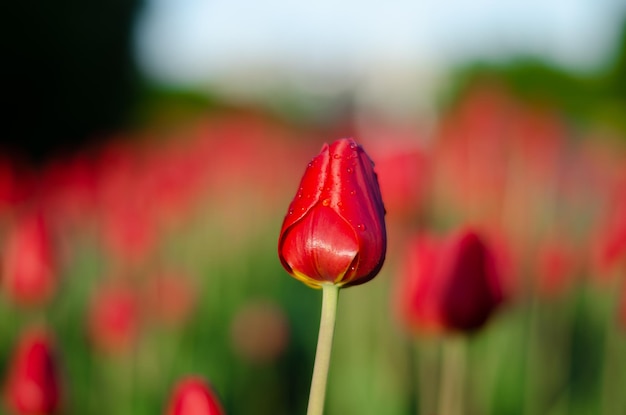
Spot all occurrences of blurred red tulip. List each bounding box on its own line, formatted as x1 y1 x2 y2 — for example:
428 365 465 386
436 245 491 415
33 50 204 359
396 228 504 334
371 144 430 224
230 300 289 364
534 238 579 298
88 282 140 354
4 328 61 415
166 377 225 415
0 157 35 214
93 139 159 266
278 138 387 288
38 153 99 226
2 212 57 306
592 170 626 277
141 271 196 327
432 85 514 222
100 202 158 266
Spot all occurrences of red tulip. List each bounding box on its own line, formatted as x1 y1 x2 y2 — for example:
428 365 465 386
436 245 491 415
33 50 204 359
4 328 61 415
2 212 57 306
396 228 504 333
278 138 387 288
166 377 225 415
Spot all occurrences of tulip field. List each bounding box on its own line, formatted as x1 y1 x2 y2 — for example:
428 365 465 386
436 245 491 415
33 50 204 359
1 79 625 415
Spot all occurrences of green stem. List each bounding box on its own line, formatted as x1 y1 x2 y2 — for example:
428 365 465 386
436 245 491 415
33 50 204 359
307 284 340 415
438 336 467 415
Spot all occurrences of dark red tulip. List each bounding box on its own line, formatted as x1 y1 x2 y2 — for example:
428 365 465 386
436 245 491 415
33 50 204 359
166 377 225 415
396 228 504 333
4 328 61 415
278 138 387 288
2 212 57 306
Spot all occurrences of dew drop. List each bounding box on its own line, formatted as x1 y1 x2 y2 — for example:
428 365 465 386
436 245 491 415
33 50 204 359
356 223 366 231
350 190 356 196
346 167 353 174
349 143 357 150
333 153 341 159
322 198 330 206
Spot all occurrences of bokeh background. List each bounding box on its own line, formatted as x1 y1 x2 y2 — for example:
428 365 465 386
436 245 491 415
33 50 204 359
2 1 626 414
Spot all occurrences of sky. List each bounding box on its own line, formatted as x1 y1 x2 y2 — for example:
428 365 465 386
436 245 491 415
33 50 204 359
134 0 626 89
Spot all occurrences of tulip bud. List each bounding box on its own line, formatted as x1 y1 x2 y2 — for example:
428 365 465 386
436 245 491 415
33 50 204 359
396 228 504 333
2 212 57 306
166 377 225 415
278 138 387 288
4 328 61 415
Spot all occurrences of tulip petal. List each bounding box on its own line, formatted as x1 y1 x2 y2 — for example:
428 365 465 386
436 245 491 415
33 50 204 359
328 139 387 286
280 144 329 234
281 205 358 287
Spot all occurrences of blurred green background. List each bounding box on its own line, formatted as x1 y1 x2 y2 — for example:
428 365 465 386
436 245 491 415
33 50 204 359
1 1 626 414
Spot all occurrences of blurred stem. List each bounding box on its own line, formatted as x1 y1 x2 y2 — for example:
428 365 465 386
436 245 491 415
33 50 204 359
307 284 340 415
601 274 624 415
438 336 467 415
523 297 540 415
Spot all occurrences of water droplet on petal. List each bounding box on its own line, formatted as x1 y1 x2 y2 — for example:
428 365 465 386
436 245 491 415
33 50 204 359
346 167 353 174
356 224 366 231
322 198 330 206
350 190 356 196
333 153 341 159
